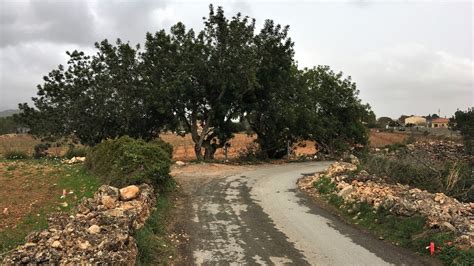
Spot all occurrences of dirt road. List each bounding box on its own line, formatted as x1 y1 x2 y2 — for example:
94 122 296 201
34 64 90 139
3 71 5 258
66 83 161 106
173 162 430 265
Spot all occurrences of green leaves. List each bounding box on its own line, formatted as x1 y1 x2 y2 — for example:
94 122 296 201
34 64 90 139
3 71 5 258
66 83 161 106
301 66 371 156
18 5 373 160
449 108 474 155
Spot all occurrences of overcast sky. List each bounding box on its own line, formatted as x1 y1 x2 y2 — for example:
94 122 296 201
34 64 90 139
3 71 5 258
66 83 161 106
0 0 472 118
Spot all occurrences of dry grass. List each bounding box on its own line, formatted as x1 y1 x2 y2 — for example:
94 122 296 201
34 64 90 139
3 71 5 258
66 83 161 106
0 134 39 157
369 131 408 148
0 160 100 252
0 161 60 231
160 133 256 161
160 132 317 161
1 131 408 161
0 134 67 158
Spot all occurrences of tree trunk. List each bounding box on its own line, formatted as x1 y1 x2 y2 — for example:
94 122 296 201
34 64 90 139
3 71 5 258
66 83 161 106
257 135 286 159
194 143 204 161
203 141 217 160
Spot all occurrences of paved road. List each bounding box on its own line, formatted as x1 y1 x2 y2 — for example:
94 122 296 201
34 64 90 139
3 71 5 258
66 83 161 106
177 162 432 265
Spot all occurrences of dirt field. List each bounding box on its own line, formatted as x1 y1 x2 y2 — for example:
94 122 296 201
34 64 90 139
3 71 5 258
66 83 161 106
369 131 408 148
0 161 60 231
161 133 317 161
0 160 100 252
1 131 408 161
0 134 65 157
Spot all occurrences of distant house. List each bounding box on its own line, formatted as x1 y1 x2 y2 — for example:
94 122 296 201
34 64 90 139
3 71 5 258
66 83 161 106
404 116 427 127
431 118 449 128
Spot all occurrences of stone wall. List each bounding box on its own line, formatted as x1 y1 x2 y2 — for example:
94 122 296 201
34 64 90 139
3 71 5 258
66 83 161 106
2 184 156 264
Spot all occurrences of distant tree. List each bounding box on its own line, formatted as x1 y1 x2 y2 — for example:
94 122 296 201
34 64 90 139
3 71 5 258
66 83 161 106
398 115 409 124
388 120 400 127
376 117 393 128
0 116 20 134
449 108 473 155
429 113 440 120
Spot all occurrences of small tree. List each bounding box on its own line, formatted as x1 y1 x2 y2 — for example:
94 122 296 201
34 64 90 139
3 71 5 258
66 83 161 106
377 117 394 128
449 108 473 155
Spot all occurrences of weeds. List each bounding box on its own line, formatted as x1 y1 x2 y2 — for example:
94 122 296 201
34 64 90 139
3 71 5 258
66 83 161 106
135 194 175 265
4 150 29 160
312 176 474 265
64 145 88 159
0 161 100 253
313 175 336 194
236 143 260 162
6 165 17 171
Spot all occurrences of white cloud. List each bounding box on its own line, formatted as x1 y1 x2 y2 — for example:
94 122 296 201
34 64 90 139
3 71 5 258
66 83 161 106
0 42 94 109
346 44 473 118
0 0 472 118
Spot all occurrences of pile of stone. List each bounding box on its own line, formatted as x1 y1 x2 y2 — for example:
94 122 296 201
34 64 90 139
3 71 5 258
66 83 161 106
407 140 469 162
299 162 474 249
374 140 470 163
2 184 156 264
64 157 86 164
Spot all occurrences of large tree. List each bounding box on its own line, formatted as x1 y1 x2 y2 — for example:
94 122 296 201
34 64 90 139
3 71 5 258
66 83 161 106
302 66 372 156
18 39 173 145
143 5 257 160
242 20 298 158
18 5 373 160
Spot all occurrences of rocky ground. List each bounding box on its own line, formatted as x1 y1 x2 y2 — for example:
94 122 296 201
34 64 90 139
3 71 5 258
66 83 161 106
298 161 474 250
2 184 155 264
374 139 470 163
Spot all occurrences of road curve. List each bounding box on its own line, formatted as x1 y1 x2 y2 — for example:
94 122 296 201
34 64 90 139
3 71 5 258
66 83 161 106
178 162 430 265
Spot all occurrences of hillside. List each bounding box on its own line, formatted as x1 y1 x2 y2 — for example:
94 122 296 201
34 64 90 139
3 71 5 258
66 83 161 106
0 109 20 118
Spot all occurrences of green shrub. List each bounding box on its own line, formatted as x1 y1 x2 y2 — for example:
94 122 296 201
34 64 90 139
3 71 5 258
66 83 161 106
412 231 474 265
33 143 50 158
86 136 174 191
64 145 88 159
4 150 29 160
328 194 344 207
149 138 173 158
313 175 337 194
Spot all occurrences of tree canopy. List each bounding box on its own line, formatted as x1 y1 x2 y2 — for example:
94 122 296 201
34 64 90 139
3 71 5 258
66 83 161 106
18 5 373 160
449 108 473 155
376 117 394 128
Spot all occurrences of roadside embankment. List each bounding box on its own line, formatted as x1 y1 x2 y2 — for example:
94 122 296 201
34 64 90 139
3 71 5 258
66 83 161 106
298 161 473 264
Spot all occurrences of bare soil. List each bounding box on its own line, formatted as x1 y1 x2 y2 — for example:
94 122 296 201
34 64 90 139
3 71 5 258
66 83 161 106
0 161 62 231
1 131 408 162
369 131 408 147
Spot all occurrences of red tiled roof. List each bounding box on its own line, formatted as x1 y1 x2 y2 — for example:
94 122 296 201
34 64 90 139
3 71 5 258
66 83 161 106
432 118 449 123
